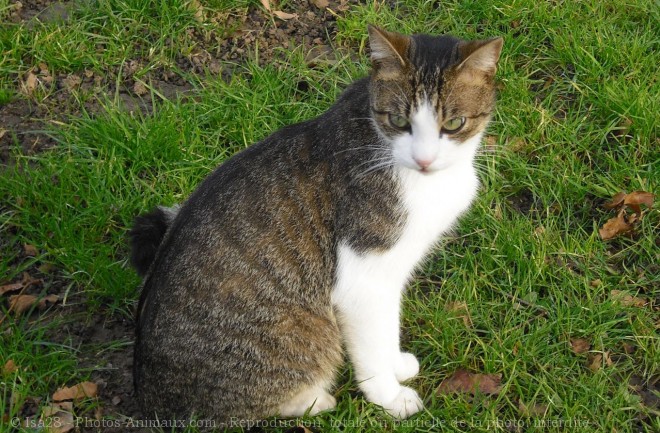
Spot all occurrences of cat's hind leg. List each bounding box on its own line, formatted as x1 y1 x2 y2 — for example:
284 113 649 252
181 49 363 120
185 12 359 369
278 382 337 417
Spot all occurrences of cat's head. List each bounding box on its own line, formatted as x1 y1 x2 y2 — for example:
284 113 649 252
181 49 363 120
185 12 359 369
367 25 503 173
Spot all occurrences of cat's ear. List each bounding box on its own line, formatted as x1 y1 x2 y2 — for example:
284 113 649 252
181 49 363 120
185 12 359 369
457 37 504 76
368 25 410 76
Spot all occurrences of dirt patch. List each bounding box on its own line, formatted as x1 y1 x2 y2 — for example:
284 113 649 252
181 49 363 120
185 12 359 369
506 188 535 215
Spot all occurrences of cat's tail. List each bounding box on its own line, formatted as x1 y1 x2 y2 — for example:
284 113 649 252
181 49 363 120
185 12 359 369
129 205 180 277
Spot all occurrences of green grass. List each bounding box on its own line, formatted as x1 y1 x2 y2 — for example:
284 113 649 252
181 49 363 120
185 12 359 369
1 0 658 432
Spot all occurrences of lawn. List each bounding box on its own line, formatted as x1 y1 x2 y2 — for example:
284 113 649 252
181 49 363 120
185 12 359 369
1 0 658 432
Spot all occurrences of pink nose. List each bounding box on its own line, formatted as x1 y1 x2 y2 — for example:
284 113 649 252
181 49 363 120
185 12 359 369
414 158 434 170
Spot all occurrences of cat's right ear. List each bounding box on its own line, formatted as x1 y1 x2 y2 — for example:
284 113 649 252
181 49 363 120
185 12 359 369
368 25 410 78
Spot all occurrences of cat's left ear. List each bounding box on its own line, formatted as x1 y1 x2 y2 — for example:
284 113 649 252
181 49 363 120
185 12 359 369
368 25 410 77
457 37 504 76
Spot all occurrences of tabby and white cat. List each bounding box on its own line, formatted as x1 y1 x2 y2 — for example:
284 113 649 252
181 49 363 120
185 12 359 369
131 25 503 425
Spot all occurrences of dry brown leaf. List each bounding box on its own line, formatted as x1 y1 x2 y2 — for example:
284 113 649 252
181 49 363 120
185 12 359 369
570 338 591 354
23 244 38 257
445 301 473 327
0 282 23 296
312 0 329 8
41 404 74 433
260 0 272 12
436 369 502 395
52 381 98 402
622 342 636 354
189 0 204 22
62 75 82 91
8 295 39 314
604 192 627 209
589 278 602 288
273 10 297 20
587 353 602 371
610 290 647 308
0 128 7 139
3 359 18 375
133 81 148 96
518 400 548 417
600 191 654 239
587 352 613 372
599 209 633 240
8 294 58 315
623 191 654 215
24 72 38 95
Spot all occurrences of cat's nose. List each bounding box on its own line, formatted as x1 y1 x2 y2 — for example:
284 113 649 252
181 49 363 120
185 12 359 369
414 157 435 171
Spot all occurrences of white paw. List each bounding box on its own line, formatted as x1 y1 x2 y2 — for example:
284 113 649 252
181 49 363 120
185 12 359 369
278 388 336 417
383 386 424 419
394 352 420 382
307 392 337 415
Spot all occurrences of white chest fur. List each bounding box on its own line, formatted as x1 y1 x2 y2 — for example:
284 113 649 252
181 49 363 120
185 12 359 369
333 162 479 303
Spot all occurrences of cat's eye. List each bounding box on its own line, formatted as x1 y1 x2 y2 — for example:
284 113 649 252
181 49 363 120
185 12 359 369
442 117 466 133
389 113 410 130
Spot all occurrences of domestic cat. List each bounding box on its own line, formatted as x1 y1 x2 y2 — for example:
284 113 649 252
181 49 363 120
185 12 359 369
130 25 503 426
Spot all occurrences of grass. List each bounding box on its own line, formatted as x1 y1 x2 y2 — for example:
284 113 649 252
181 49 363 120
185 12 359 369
1 0 658 432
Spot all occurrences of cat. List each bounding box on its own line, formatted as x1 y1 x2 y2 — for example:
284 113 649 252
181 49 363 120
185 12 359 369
130 25 503 426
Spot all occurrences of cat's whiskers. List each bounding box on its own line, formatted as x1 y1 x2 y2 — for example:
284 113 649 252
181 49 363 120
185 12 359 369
355 160 396 180
334 145 388 156
351 149 396 179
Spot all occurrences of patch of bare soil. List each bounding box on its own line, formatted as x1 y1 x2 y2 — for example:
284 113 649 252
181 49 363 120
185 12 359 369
2 0 357 428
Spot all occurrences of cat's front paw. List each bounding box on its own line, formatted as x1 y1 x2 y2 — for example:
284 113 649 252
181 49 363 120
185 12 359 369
394 352 420 382
383 386 424 419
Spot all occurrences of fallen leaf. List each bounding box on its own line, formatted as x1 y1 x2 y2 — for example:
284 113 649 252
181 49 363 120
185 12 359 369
260 0 271 12
52 381 98 402
610 290 647 308
8 295 39 314
599 209 633 240
589 279 602 288
0 282 23 296
189 0 204 22
41 404 74 433
436 369 502 395
312 0 329 8
273 10 297 20
570 338 591 354
8 294 58 315
518 400 548 417
62 75 82 91
23 72 38 95
133 81 148 96
604 192 627 209
600 190 654 240
445 301 473 327
622 342 636 354
23 244 38 256
623 191 654 215
587 351 613 372
587 353 602 371
3 359 18 374
0 129 7 139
